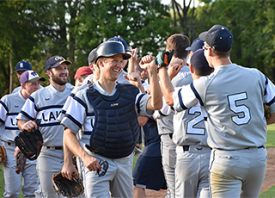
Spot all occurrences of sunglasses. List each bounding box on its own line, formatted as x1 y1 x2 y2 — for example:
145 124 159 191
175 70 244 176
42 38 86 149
96 160 109 177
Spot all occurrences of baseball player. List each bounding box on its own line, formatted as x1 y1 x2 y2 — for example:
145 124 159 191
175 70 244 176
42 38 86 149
0 70 45 197
158 49 213 197
108 37 133 83
133 109 167 197
153 34 190 198
16 56 73 198
59 41 162 198
74 66 93 87
159 24 275 198
82 48 99 85
12 60 43 93
60 47 140 198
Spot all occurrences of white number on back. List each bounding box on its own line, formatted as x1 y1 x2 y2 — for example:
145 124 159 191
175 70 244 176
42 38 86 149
228 92 251 125
187 106 205 135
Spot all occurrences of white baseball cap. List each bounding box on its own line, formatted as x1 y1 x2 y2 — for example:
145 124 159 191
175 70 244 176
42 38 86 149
20 70 46 84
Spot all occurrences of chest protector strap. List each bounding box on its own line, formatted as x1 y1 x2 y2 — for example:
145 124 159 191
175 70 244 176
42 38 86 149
86 83 140 158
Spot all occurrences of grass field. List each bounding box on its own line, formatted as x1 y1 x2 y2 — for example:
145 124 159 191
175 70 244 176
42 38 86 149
1 124 275 197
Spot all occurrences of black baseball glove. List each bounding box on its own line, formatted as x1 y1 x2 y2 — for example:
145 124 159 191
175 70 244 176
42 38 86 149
14 119 43 160
52 171 84 197
15 152 26 174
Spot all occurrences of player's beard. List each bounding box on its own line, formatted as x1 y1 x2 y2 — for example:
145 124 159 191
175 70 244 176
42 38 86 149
51 72 68 85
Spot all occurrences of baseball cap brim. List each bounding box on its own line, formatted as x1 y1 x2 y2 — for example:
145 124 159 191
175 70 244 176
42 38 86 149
28 77 46 83
199 32 207 42
51 60 72 69
97 53 131 63
185 46 192 51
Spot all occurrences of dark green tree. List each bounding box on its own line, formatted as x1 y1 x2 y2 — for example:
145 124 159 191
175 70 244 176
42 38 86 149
195 0 275 81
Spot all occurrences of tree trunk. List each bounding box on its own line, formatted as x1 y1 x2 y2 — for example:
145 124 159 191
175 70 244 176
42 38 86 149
9 39 13 94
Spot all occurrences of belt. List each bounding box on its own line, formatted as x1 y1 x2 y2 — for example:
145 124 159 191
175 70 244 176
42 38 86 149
216 145 265 151
182 146 189 151
43 146 63 150
244 145 265 150
182 145 212 152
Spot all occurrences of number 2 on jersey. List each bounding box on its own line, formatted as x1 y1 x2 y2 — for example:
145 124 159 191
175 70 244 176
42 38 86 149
187 106 205 135
228 92 251 125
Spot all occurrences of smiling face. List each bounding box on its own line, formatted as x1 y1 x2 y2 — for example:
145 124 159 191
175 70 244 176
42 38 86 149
98 54 124 82
49 63 69 85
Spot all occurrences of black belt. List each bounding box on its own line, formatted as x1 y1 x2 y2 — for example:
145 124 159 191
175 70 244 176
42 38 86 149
216 145 265 151
45 146 63 150
244 145 265 150
182 146 189 152
182 145 212 152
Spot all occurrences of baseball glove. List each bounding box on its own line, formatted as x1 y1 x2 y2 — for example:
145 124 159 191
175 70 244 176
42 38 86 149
0 145 7 165
14 119 43 160
264 104 271 122
15 152 26 174
52 171 84 197
156 49 174 70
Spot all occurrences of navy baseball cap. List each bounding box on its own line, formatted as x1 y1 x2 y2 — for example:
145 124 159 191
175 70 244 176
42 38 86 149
88 48 97 64
45 55 71 72
108 37 130 51
191 49 212 71
199 25 233 52
15 60 32 72
185 38 204 52
20 70 46 84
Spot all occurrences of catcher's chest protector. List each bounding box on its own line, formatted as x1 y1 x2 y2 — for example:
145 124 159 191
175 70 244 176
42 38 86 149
86 83 140 158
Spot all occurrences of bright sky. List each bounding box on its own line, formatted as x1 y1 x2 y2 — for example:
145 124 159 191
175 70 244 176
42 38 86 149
161 0 201 7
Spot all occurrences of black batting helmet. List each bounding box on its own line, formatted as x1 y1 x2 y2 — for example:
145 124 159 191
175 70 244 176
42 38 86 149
95 41 131 63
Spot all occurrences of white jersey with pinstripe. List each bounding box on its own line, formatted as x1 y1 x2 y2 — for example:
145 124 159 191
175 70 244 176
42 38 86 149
0 92 25 142
60 81 152 139
16 84 73 146
0 91 39 197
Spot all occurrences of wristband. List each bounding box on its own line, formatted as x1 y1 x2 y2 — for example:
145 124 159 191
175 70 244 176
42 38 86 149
157 63 168 71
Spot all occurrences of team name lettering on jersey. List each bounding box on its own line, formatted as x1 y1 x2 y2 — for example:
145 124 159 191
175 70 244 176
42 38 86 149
5 115 18 128
10 118 17 126
41 111 61 122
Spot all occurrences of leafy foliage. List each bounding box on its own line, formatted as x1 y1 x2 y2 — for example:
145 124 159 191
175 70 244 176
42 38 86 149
0 0 173 95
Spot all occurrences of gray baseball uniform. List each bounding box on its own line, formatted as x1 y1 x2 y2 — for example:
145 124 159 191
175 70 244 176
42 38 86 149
58 75 131 195
0 92 39 197
60 81 153 198
16 84 73 198
159 68 211 198
174 64 275 197
153 66 191 198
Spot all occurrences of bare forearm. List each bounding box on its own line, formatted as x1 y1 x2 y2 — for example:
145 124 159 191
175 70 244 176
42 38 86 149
135 81 146 94
17 119 27 131
64 129 89 161
128 59 135 74
159 68 175 106
148 67 162 110
63 135 74 164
